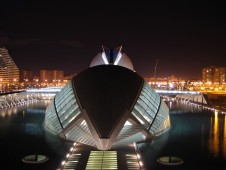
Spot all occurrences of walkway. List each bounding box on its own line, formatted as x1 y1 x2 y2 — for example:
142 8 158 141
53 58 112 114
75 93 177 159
57 142 145 170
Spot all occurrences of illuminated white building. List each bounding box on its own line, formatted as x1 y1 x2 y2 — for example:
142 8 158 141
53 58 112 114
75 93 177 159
44 46 170 150
0 47 19 86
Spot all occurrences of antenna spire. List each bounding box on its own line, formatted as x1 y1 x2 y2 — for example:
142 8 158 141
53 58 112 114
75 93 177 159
154 58 158 79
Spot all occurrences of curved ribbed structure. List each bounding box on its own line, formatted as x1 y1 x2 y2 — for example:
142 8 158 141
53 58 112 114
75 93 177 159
44 48 170 150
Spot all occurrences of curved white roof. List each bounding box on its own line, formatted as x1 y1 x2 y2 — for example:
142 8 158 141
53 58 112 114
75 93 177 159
89 46 134 71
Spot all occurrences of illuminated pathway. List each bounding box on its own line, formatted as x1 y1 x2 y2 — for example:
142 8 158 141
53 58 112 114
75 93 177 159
57 142 145 170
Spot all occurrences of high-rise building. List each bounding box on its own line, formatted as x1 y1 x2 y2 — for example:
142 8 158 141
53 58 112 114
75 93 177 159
19 69 34 83
40 70 64 85
202 66 226 84
214 67 226 85
0 47 19 90
202 66 215 83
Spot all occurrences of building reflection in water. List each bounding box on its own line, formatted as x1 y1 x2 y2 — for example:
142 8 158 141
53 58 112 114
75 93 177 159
0 100 50 118
224 115 226 158
0 107 18 118
208 111 226 158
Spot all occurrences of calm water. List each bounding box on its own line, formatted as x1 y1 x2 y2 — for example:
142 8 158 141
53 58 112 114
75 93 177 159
140 98 226 170
1 97 226 170
208 94 226 112
0 100 71 170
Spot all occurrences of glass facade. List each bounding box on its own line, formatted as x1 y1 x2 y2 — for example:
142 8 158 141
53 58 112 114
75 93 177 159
115 82 170 143
65 118 95 146
44 82 81 135
55 82 80 128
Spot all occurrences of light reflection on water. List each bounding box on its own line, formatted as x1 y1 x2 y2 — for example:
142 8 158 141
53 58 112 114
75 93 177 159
0 100 51 135
0 100 50 118
208 111 219 157
208 111 226 159
0 106 18 117
1 96 226 169
224 116 226 158
140 99 226 170
0 99 70 170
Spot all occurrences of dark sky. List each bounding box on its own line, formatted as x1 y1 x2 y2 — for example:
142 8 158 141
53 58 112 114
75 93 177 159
1 1 226 80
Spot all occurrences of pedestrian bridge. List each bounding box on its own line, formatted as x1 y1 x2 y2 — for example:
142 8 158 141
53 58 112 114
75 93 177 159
0 89 57 109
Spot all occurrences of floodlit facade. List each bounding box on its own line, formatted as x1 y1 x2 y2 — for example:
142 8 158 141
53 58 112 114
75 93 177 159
44 46 170 150
0 47 19 85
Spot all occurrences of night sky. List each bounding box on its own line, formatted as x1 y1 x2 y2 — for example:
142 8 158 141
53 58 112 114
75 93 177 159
1 1 226 80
